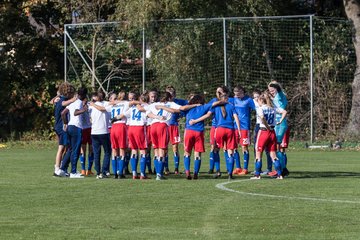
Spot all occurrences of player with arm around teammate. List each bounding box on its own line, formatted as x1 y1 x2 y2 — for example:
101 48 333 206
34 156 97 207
251 92 287 180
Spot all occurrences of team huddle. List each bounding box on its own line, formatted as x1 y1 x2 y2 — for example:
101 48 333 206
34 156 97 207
52 81 290 181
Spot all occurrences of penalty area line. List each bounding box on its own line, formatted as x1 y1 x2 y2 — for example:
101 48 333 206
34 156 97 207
215 179 360 204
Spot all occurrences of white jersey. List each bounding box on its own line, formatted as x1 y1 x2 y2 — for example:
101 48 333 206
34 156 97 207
146 102 181 126
66 99 83 129
89 101 110 135
253 99 261 125
256 105 284 128
125 104 147 126
106 101 129 124
144 104 152 126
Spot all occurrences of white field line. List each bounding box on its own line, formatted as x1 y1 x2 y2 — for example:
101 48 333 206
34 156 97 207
215 179 360 204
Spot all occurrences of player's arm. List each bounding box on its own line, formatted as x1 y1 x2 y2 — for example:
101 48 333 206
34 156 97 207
147 112 166 121
89 102 107 112
276 109 287 125
74 102 88 116
189 111 212 125
62 95 77 107
61 108 69 131
179 104 201 111
233 113 241 137
156 105 179 113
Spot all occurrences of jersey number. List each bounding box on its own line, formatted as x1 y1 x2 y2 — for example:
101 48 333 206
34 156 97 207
132 109 141 121
111 108 121 118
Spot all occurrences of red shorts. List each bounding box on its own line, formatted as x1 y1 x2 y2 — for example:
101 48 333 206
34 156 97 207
146 125 152 147
81 128 92 145
215 127 237 150
184 129 205 153
110 123 128 149
256 129 277 152
209 126 216 145
128 126 147 150
151 122 169 149
168 125 181 145
235 130 250 146
280 127 290 148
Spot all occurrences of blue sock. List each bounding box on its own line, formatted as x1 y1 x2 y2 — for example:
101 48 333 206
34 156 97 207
214 151 220 172
80 154 85 170
194 157 201 174
184 155 190 171
243 151 249 170
88 154 94 170
117 157 124 175
283 152 288 167
266 151 272 171
146 153 151 171
159 157 164 176
174 152 180 169
125 152 130 171
255 159 262 176
165 155 169 169
111 158 117 175
227 155 234 174
130 155 137 175
224 151 229 172
274 159 282 176
209 151 215 171
276 151 286 170
140 154 146 176
154 157 159 174
234 150 241 169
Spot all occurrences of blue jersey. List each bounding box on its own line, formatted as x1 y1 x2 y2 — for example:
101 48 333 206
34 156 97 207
208 98 218 127
184 102 213 132
210 103 237 129
229 96 255 130
54 96 67 132
168 98 188 126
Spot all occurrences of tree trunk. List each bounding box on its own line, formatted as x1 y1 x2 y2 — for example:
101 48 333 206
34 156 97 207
343 0 360 138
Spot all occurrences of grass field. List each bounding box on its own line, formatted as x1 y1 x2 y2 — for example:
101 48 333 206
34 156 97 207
1 141 360 239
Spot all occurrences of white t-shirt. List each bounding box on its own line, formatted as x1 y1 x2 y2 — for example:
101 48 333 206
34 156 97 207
66 99 83 129
253 99 261 125
256 105 284 128
106 101 129 124
89 101 110 135
146 102 181 126
124 104 147 126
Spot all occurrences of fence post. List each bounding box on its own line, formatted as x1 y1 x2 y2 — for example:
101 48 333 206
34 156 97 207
223 18 228 86
310 15 314 143
64 25 67 82
142 27 146 92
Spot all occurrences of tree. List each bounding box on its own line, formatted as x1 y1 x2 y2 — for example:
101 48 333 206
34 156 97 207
343 0 360 138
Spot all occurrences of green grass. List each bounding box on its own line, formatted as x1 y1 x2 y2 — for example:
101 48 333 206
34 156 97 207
1 142 360 239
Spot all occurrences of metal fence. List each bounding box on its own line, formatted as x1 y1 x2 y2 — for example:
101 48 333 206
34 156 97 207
64 15 355 143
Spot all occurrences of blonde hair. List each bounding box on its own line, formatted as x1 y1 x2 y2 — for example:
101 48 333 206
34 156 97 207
268 80 286 95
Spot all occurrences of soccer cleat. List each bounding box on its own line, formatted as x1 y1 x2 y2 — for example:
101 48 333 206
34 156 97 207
132 175 139 180
268 170 278 177
164 168 170 176
156 175 162 181
207 169 214 174
140 175 150 180
124 169 131 175
228 174 235 180
114 174 119 179
238 169 249 175
105 172 111 177
118 174 126 179
276 175 284 180
96 174 103 179
70 173 84 178
174 168 179 175
250 175 261 180
281 168 290 177
185 170 192 180
260 170 271 176
81 170 86 175
232 168 242 175
193 173 198 180
213 171 222 179
85 170 94 176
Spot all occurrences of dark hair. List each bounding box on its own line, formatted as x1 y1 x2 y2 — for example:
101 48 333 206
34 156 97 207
188 94 205 105
140 92 149 103
165 85 176 96
234 84 245 93
159 91 173 103
97 90 105 101
77 87 88 101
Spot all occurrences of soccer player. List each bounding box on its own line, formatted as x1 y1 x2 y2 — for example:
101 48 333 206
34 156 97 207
165 85 188 175
146 90 159 174
229 85 256 176
53 82 76 177
61 87 89 178
190 86 241 180
114 92 149 179
251 92 287 180
268 81 290 177
88 90 112 179
146 91 199 180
